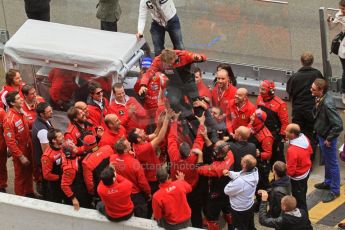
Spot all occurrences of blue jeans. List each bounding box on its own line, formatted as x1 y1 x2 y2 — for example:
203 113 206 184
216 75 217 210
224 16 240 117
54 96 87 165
150 14 184 56
339 57 345 93
318 136 340 194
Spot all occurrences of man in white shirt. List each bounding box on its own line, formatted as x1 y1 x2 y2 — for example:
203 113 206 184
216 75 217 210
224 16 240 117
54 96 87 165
223 154 259 230
137 0 184 56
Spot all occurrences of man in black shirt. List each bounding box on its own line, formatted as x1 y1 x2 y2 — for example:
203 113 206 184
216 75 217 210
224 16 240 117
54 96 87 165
229 126 256 172
287 51 324 158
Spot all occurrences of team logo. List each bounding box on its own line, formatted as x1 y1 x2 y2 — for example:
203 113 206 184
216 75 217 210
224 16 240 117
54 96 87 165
241 114 246 120
151 84 159 91
119 110 124 116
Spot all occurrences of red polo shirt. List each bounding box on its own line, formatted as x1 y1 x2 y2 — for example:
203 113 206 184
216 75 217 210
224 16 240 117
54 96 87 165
152 180 192 224
98 126 126 147
226 99 256 134
97 175 134 219
133 142 161 182
110 153 151 196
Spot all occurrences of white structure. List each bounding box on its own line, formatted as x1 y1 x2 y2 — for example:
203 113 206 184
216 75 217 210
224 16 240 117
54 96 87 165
0 192 198 230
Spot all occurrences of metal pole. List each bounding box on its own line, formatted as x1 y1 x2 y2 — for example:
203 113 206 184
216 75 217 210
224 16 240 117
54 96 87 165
319 7 332 82
1 0 7 30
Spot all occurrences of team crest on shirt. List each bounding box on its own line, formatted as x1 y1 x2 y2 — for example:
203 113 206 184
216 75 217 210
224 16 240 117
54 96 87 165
242 114 246 120
119 110 124 116
6 132 12 138
151 84 159 91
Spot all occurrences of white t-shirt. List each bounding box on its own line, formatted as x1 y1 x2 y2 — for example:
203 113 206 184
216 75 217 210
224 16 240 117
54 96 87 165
331 10 345 58
138 0 177 34
36 121 52 144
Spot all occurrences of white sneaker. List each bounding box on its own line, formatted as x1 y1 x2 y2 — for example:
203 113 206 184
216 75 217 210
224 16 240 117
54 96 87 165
342 93 345 104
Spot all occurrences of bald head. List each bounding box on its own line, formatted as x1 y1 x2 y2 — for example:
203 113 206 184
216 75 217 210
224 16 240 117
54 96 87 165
237 88 248 96
241 154 257 172
74 101 88 117
235 126 251 141
75 101 87 109
235 88 248 107
104 114 121 130
285 123 300 140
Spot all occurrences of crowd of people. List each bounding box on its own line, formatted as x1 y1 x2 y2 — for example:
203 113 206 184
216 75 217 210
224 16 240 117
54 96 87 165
0 48 342 230
4 0 344 229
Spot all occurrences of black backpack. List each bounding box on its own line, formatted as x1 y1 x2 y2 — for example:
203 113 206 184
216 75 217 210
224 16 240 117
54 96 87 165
330 31 345 55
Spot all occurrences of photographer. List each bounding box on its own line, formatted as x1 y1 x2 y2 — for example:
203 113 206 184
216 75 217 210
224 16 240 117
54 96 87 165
258 161 291 219
259 194 312 230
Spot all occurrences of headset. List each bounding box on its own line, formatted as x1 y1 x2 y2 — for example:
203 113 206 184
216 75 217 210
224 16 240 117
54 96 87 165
213 142 230 161
267 80 275 96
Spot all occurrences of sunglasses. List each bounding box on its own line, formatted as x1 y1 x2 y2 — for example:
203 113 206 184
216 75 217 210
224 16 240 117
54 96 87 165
94 90 104 95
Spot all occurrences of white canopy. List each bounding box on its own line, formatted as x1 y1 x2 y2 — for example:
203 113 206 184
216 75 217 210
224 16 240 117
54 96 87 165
3 19 145 77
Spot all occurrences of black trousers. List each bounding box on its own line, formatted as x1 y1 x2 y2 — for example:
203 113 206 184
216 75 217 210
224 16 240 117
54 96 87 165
25 8 50 21
46 180 65 204
231 206 256 230
187 183 203 228
96 201 133 222
101 21 118 32
291 175 309 214
292 111 317 160
147 181 159 219
270 135 285 168
158 218 191 230
131 192 148 218
206 195 232 230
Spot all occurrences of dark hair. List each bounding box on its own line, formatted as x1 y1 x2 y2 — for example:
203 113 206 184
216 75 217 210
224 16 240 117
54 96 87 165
67 107 80 122
193 67 202 75
219 64 237 86
156 167 169 184
179 142 191 158
36 102 50 117
273 161 286 178
100 166 115 186
115 138 127 154
112 82 124 92
128 128 139 144
21 84 35 96
47 128 62 144
340 0 345 7
5 91 19 108
5 69 19 86
88 81 102 94
313 78 328 94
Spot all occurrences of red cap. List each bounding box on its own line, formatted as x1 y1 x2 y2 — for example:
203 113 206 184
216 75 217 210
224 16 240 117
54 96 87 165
83 135 97 146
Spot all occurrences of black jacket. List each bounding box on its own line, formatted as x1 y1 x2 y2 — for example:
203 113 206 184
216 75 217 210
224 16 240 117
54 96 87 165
268 176 291 218
287 66 323 112
313 92 343 141
259 201 313 230
24 0 50 12
229 141 256 172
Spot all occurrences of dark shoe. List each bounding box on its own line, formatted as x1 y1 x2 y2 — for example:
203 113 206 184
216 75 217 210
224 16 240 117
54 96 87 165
338 222 345 230
0 188 6 193
314 182 331 190
322 192 340 203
